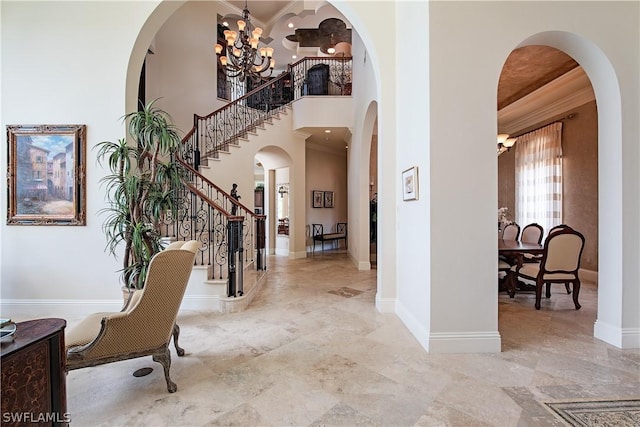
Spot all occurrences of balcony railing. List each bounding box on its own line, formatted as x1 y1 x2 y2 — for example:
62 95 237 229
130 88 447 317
180 56 352 170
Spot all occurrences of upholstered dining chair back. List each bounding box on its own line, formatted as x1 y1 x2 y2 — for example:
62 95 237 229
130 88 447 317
542 230 585 275
521 223 543 244
547 223 570 238
501 223 520 241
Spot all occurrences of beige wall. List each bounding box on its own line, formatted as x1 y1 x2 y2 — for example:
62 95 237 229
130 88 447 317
498 100 598 271
306 146 348 251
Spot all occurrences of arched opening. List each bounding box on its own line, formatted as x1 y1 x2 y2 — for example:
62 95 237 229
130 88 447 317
497 44 599 339
255 146 294 257
496 31 625 347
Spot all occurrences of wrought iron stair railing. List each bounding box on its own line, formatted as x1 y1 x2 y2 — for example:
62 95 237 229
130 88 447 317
165 56 352 298
160 157 266 297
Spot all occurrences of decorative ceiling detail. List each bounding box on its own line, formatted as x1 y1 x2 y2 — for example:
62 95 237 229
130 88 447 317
285 18 352 55
498 46 579 110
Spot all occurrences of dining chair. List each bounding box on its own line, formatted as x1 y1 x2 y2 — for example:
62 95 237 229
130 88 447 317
546 223 572 293
520 223 544 263
548 224 570 234
501 223 520 241
516 226 585 310
498 259 516 297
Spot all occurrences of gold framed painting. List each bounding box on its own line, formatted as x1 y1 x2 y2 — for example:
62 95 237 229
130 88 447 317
7 124 87 225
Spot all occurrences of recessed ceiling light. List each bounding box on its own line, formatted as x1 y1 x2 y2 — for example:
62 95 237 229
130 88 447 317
222 21 229 27
292 55 297 59
325 129 331 133
288 22 294 28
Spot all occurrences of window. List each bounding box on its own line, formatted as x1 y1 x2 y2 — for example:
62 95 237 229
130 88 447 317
515 122 563 235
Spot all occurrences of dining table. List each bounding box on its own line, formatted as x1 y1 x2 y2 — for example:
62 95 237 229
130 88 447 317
498 239 544 297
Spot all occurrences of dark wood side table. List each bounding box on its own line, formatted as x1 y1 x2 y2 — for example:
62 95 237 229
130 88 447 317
1 318 68 426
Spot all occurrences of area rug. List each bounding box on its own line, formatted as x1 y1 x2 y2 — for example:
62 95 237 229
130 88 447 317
544 398 640 426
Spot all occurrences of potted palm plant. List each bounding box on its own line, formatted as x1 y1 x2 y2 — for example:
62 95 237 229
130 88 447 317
96 99 185 290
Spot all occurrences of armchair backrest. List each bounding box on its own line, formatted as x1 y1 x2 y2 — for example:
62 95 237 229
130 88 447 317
501 223 520 241
112 241 199 352
521 223 543 244
540 228 585 274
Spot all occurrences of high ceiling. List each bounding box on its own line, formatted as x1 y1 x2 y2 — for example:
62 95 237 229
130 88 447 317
223 2 581 151
498 46 579 110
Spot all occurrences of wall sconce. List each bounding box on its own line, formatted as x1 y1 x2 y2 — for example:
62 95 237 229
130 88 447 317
278 185 288 198
497 134 517 155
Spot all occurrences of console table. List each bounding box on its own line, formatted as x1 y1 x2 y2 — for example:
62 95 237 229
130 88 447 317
1 318 68 426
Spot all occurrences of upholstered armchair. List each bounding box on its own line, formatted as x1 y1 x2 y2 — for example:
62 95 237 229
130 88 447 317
65 240 199 392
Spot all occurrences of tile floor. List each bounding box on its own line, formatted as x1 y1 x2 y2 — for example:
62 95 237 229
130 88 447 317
62 251 639 426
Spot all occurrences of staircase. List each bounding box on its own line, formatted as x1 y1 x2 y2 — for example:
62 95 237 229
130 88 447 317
163 56 352 313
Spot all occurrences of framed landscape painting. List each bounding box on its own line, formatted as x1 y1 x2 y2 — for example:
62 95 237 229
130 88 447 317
7 124 87 225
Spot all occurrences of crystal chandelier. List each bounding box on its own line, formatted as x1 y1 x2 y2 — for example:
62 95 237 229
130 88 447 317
214 1 275 82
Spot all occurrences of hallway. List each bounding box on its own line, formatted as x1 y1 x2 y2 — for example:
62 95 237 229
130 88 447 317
66 252 639 426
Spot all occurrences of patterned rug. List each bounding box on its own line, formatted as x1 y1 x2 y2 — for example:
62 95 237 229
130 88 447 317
545 399 640 426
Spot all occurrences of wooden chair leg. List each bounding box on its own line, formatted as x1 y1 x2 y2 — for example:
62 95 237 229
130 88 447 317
545 283 552 298
572 279 581 310
173 323 185 357
506 271 516 298
535 278 544 310
153 346 177 393
565 282 572 294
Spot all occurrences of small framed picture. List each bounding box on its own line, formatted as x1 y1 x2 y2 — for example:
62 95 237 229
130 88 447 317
324 191 334 208
402 166 419 201
7 124 87 225
312 190 324 208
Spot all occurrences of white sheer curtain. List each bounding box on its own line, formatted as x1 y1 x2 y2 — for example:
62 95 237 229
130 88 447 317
515 122 563 236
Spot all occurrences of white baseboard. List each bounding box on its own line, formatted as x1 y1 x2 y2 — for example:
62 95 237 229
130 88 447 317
594 319 640 349
428 331 502 353
395 298 429 351
290 250 307 259
375 294 395 313
395 299 501 353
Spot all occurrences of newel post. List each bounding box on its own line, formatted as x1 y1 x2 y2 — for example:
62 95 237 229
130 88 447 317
227 217 244 297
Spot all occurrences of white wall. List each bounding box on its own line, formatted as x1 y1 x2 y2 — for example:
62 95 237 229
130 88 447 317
426 1 639 350
146 1 229 135
394 1 434 351
0 1 162 312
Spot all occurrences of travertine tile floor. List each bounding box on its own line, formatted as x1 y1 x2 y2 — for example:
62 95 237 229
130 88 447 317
63 252 638 426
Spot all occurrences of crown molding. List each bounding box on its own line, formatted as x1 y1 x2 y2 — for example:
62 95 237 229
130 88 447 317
498 66 595 135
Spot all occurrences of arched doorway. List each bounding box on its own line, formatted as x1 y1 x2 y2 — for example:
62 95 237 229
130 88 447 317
496 31 626 348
